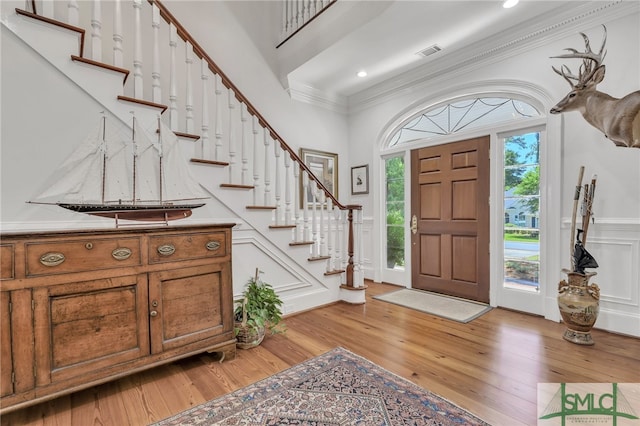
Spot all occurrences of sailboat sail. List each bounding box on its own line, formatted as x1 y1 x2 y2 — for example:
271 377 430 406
31 115 208 222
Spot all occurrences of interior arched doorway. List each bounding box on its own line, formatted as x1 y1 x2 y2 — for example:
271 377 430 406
378 84 561 316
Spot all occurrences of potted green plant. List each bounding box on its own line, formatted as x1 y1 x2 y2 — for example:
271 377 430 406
234 268 285 349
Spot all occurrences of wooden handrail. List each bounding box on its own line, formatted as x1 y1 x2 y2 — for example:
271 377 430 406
149 0 359 213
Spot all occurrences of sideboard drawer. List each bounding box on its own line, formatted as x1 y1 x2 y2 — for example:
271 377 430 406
148 231 228 264
25 237 142 276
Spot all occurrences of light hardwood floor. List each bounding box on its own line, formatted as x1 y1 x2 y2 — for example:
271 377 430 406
2 281 639 425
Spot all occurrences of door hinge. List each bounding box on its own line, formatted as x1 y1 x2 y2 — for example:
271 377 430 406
32 299 35 310
11 371 15 384
8 301 11 313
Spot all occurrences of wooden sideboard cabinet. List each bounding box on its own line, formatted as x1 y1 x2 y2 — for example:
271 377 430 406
0 224 236 414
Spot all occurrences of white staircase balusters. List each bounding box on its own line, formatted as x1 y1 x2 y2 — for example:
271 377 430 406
132 0 143 99
311 185 319 257
284 152 292 226
302 172 310 241
151 3 161 104
90 0 102 62
113 0 123 68
263 131 271 205
273 142 282 225
41 0 54 18
335 208 344 272
67 1 79 26
185 41 194 134
169 23 178 131
293 161 302 240
199 58 210 159
327 200 336 271
319 191 326 257
214 73 223 161
241 103 249 185
252 116 261 205
227 89 236 183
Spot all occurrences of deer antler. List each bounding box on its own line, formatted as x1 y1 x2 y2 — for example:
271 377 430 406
551 25 607 88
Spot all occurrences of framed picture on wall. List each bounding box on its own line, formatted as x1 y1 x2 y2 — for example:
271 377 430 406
299 148 338 208
351 164 369 195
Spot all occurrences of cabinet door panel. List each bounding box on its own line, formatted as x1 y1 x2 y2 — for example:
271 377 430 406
34 275 150 384
149 263 230 353
1 292 13 397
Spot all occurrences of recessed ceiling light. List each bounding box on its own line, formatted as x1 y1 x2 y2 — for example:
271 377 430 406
503 0 519 8
356 70 367 78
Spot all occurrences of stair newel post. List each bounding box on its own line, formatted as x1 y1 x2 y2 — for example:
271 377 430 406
168 23 178 131
263 131 271 206
227 89 237 183
113 0 123 67
67 1 79 26
199 58 210 159
151 3 161 104
319 191 327 257
240 103 249 185
90 0 102 61
345 207 355 287
252 117 261 205
293 161 301 241
274 142 283 225
132 0 143 99
284 152 292 226
185 41 194 134
214 73 223 161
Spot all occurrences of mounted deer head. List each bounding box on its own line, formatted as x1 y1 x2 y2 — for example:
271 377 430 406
550 25 640 148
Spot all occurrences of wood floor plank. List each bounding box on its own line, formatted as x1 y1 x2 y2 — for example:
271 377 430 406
2 281 639 426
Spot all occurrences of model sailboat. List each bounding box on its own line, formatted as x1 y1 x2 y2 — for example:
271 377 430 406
31 114 207 222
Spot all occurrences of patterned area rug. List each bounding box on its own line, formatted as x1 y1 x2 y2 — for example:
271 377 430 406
153 347 489 425
373 289 492 323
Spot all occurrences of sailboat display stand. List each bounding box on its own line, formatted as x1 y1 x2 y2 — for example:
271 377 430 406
30 113 208 227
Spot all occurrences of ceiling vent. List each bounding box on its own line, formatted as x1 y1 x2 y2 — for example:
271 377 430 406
417 44 442 57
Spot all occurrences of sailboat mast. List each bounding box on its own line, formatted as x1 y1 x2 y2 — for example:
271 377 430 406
100 114 107 204
158 116 163 204
132 115 137 205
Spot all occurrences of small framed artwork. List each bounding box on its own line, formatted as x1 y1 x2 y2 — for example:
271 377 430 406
351 164 369 195
299 148 338 208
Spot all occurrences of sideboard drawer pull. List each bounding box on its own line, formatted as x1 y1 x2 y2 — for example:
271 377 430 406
157 244 176 256
112 247 132 261
206 241 221 251
40 252 65 267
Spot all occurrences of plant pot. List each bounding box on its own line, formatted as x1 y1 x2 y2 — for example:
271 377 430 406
557 270 600 345
235 322 265 349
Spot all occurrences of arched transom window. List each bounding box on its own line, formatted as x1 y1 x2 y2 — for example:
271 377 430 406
389 97 540 147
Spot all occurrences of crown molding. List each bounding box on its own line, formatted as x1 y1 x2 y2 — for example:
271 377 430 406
347 1 638 114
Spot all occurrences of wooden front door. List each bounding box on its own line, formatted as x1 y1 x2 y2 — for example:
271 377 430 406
410 136 490 303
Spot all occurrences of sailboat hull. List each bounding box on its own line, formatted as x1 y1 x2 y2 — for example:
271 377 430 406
58 203 205 222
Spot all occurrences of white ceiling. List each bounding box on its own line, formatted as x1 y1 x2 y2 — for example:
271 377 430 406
278 1 613 102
